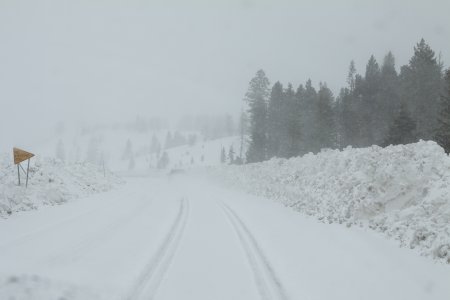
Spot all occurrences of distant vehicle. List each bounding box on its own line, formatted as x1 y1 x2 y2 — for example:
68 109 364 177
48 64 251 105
168 168 186 176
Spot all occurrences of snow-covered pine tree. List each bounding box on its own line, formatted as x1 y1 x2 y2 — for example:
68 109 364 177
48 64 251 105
238 109 248 161
383 103 417 146
279 83 301 158
122 139 133 160
220 146 226 164
360 55 381 146
299 79 318 153
128 155 135 170
157 152 169 169
267 81 284 158
245 70 270 163
228 146 235 164
400 39 442 141
377 52 401 145
347 60 356 93
316 83 336 150
435 69 450 153
337 62 364 148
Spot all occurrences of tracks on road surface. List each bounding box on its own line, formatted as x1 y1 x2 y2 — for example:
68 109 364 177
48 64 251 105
220 202 289 300
125 197 190 300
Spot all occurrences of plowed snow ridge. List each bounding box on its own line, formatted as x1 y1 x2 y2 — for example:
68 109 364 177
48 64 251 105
213 141 450 263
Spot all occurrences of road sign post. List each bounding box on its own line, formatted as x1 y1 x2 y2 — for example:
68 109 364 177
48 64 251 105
13 148 34 187
17 164 20 186
26 158 30 187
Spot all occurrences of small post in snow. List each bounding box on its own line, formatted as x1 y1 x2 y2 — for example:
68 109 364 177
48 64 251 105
26 158 30 187
13 147 35 188
17 164 20 186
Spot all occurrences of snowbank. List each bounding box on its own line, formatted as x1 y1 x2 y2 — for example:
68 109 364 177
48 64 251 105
0 155 122 217
0 275 105 300
211 141 450 263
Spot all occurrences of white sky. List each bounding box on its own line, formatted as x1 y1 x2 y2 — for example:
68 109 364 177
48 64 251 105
1 0 449 149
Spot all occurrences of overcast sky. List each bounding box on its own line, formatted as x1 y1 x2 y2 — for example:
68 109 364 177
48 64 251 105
1 0 449 149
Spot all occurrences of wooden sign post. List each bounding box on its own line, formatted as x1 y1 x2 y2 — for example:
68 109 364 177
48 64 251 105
13 147 35 187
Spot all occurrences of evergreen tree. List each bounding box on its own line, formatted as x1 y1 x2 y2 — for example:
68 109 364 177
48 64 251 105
157 152 170 169
316 83 336 149
279 83 302 158
220 147 226 163
267 81 284 158
245 70 270 163
234 156 243 165
228 146 235 164
383 103 417 146
238 109 249 161
128 156 135 170
435 69 450 153
122 139 133 160
400 39 443 140
376 52 401 145
360 55 381 146
347 60 356 92
336 61 363 149
298 79 318 153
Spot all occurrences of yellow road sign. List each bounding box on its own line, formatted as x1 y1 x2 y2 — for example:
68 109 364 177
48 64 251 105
13 147 34 165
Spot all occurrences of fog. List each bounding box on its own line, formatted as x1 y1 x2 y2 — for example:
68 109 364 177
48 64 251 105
1 0 449 150
2 2 450 297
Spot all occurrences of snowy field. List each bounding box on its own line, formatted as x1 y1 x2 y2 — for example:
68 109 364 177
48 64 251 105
211 141 450 263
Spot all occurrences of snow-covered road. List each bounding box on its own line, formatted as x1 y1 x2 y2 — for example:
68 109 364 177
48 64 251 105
1 173 449 300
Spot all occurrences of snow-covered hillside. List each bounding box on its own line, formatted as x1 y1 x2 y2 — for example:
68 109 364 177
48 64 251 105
33 126 241 174
211 141 450 263
0 154 122 217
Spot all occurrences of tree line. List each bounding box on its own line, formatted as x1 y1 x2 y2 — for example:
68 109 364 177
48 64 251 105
244 39 450 163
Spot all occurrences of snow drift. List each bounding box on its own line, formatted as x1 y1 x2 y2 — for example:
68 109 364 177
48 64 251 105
0 155 122 217
212 141 450 263
0 275 104 300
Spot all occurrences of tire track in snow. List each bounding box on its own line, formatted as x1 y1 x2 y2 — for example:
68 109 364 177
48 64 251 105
125 197 189 300
48 198 154 265
220 202 289 300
